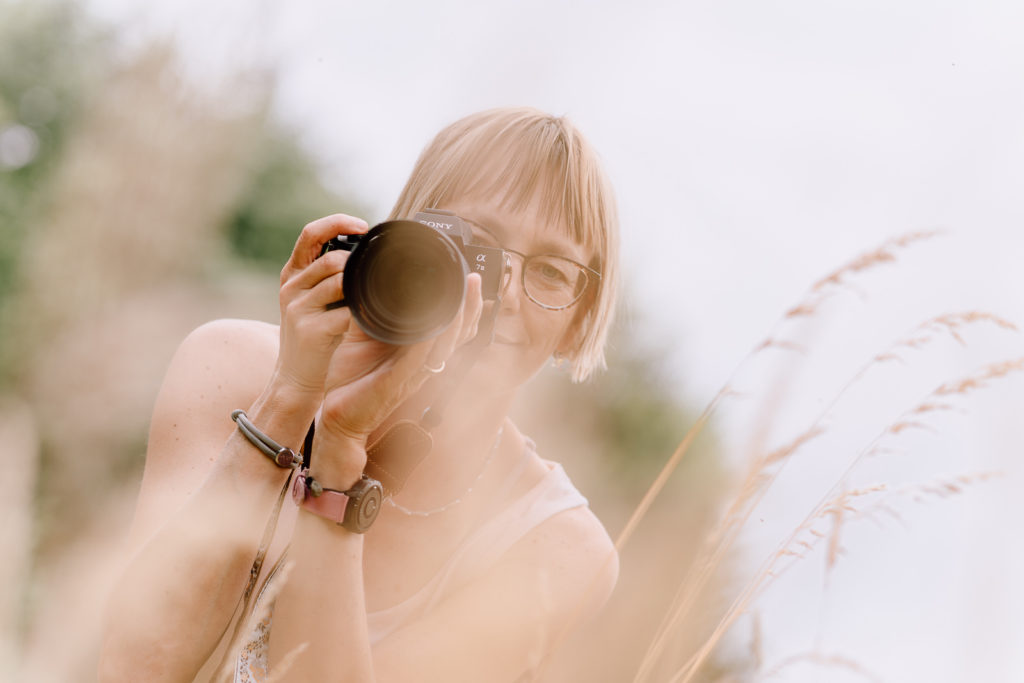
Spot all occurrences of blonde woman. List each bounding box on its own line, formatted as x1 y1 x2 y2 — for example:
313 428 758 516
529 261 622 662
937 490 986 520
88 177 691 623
99 107 621 682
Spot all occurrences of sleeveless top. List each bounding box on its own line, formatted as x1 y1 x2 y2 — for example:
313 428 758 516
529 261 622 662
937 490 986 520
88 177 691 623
234 450 588 682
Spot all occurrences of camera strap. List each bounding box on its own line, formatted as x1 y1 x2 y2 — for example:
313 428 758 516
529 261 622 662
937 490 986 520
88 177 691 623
419 294 499 429
362 299 501 497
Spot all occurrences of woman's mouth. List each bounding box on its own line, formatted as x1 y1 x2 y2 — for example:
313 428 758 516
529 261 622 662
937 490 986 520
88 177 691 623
493 333 525 345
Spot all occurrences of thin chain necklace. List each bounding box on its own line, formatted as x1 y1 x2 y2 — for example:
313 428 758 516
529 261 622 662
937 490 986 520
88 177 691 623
386 427 504 517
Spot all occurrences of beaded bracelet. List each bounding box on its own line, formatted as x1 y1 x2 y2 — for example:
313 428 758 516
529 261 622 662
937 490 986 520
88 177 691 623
231 409 304 469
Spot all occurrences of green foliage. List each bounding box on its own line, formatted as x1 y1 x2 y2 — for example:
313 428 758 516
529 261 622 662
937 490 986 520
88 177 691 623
0 1 106 384
595 337 695 474
573 315 713 490
227 128 368 269
0 2 99 173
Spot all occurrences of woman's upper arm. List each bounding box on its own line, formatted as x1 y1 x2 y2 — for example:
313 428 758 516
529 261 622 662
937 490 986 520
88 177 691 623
126 318 279 549
371 506 619 683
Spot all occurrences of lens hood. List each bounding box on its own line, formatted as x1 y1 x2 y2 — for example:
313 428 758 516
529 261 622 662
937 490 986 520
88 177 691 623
343 220 467 345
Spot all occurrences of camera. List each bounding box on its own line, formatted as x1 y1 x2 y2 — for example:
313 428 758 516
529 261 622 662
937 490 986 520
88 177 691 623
320 209 510 345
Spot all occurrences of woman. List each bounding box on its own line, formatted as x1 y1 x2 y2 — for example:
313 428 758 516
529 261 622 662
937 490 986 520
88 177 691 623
99 107 620 682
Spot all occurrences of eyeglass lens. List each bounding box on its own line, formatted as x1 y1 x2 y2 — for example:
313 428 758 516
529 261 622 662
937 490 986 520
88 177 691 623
522 255 588 308
499 251 588 309
470 223 588 310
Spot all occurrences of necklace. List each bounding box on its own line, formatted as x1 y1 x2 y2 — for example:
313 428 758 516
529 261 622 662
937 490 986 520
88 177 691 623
386 427 504 517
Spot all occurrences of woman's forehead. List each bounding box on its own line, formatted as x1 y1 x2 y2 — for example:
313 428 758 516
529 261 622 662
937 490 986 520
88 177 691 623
451 198 587 261
445 147 578 225
425 141 602 264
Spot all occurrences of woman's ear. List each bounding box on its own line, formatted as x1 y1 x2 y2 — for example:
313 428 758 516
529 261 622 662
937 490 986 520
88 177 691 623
554 327 579 365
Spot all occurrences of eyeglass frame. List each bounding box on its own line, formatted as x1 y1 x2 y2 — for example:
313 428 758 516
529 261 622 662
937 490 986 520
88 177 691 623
464 219 602 311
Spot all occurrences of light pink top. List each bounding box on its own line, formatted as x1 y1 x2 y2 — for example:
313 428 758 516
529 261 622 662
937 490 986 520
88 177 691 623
234 453 588 682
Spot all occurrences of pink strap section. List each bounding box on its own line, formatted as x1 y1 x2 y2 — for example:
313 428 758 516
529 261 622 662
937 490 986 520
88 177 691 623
302 487 349 524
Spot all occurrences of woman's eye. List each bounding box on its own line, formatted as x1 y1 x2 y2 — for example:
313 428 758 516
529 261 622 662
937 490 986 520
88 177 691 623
541 264 565 280
530 259 572 287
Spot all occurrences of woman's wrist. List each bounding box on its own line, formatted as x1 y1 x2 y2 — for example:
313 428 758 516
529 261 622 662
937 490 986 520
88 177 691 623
308 430 368 491
234 379 321 469
265 368 324 412
266 367 326 412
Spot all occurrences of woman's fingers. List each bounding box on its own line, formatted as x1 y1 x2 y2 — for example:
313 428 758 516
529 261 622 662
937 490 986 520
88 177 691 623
459 273 484 346
433 273 483 357
280 214 368 284
283 248 348 291
396 273 484 383
279 256 350 342
317 273 488 439
274 216 368 396
281 250 348 310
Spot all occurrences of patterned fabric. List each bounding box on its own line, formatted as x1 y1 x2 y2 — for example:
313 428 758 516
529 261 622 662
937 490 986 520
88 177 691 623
234 610 271 683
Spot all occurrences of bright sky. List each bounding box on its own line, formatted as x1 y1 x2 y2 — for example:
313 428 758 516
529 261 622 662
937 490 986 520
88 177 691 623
80 0 1024 680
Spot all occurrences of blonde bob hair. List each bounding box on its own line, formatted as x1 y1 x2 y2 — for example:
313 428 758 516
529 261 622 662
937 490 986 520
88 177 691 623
388 107 619 383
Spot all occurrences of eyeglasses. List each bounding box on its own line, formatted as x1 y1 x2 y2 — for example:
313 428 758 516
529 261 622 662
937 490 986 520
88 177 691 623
466 220 601 310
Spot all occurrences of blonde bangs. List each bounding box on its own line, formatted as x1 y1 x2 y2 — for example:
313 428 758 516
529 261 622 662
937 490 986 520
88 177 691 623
389 107 620 382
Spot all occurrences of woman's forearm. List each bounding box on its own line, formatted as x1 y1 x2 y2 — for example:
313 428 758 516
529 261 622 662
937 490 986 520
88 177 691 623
264 430 375 680
268 513 374 681
98 385 317 682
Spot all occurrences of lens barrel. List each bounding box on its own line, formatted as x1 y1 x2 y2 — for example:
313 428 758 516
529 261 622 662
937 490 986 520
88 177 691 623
342 220 467 345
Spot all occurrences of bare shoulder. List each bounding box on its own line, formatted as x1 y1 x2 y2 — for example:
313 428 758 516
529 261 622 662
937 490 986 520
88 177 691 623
174 318 280 369
150 318 280 433
507 500 620 622
128 319 281 543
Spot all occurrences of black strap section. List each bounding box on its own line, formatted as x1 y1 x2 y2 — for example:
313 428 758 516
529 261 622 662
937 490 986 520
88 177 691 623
302 420 316 466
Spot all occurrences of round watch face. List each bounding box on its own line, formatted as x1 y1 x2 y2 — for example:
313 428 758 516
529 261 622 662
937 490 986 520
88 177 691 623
346 477 383 533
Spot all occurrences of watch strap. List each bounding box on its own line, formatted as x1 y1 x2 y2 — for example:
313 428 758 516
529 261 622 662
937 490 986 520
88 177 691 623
304 487 349 524
292 474 347 523
292 472 382 533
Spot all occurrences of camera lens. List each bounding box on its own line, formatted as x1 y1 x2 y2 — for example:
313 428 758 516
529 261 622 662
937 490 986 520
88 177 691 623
343 220 467 345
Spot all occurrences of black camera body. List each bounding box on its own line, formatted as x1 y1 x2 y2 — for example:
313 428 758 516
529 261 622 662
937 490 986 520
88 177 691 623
320 209 509 345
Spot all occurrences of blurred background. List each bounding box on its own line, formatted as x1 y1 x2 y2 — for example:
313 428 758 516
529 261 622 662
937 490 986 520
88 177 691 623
1 0 1022 681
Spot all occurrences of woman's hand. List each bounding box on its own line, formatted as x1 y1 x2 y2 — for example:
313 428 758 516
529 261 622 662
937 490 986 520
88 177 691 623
272 214 369 402
312 273 484 483
270 213 484 485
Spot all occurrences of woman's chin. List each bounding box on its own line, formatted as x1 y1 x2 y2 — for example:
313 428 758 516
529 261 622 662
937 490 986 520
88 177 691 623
458 342 548 395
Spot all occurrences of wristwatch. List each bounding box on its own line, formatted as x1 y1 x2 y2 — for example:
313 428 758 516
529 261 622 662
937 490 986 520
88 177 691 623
292 472 383 534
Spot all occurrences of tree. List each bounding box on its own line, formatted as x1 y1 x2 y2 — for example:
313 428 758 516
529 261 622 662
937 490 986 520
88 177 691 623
0 1 106 385
1 6 367 676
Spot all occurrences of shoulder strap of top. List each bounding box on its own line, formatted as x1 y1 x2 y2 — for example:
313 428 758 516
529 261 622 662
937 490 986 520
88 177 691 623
422 456 588 614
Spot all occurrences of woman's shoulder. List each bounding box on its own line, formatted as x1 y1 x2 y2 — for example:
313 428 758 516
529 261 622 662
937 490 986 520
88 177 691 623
155 318 280 411
506 497 619 624
125 318 282 548
500 437 619 620
181 318 280 356
168 318 278 383
155 317 281 431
